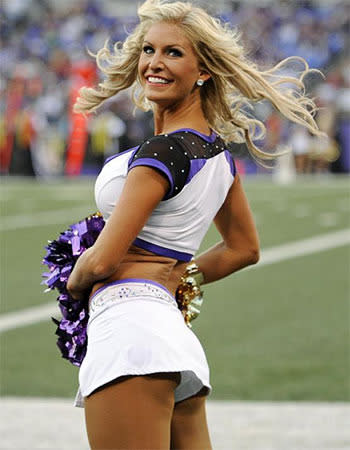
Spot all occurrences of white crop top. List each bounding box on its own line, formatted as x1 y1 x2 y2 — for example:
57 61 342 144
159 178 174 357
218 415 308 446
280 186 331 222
94 128 236 262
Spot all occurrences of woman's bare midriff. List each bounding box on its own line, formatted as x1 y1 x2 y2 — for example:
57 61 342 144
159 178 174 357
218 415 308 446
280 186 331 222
90 245 188 299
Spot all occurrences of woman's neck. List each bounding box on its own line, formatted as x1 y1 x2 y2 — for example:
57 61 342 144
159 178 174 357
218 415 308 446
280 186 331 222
152 98 210 136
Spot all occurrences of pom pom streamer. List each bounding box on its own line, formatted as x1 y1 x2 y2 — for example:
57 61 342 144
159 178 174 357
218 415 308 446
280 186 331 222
175 277 204 329
42 211 203 365
42 212 105 366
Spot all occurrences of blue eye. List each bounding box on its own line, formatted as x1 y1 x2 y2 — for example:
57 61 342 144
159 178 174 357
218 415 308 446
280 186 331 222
143 46 154 54
168 48 182 57
142 45 182 57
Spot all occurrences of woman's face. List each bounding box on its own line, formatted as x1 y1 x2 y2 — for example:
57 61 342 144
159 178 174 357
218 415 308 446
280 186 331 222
138 21 205 107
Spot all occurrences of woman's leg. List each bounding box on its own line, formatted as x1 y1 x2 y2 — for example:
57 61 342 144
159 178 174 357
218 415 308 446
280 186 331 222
170 392 212 450
84 373 179 450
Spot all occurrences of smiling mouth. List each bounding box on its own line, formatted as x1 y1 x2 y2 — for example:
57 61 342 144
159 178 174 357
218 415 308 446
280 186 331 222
146 76 173 86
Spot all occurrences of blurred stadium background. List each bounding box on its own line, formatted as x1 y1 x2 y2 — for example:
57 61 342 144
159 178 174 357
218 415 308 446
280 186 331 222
1 0 349 177
1 0 349 448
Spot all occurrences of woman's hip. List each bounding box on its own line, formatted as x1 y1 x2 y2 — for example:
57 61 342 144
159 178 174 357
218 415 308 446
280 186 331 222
88 278 180 325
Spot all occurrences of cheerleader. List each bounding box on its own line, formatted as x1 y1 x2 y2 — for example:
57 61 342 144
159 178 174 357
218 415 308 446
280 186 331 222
66 1 322 448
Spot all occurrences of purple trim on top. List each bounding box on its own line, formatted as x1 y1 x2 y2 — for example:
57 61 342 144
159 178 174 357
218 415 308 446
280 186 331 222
168 128 217 143
104 146 138 166
224 150 236 177
127 147 140 168
90 278 174 302
128 158 175 197
133 237 193 262
185 159 207 184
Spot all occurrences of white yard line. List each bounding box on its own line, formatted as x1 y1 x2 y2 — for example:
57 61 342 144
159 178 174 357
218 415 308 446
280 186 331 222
0 228 349 333
0 303 57 333
254 228 350 269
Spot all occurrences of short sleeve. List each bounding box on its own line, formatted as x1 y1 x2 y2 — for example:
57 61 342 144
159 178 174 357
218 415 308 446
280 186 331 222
224 150 237 177
128 135 190 199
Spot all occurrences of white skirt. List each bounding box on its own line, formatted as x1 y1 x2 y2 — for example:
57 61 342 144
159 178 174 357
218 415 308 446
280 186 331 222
74 279 211 408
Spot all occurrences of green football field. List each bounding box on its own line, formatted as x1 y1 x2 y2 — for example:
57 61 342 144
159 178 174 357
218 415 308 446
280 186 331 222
1 176 349 401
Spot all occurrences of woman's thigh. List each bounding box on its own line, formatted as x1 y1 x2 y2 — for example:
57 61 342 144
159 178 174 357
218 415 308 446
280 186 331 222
171 392 212 450
84 373 179 450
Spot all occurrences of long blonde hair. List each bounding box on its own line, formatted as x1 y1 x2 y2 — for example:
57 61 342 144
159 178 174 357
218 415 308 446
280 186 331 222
74 0 323 163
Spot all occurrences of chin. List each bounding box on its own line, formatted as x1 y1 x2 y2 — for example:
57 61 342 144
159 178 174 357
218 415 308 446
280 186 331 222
146 94 177 107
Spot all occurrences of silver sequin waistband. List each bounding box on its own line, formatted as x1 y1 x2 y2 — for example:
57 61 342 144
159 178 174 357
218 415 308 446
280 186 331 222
88 280 178 322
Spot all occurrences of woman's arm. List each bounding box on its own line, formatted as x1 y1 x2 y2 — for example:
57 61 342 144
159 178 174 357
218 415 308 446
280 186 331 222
67 166 169 300
195 174 260 284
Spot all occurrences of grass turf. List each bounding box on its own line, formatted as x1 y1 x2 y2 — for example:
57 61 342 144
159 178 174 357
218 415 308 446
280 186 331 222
0 177 349 400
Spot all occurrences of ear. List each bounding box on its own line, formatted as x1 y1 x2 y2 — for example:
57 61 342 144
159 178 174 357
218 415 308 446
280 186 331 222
199 68 211 82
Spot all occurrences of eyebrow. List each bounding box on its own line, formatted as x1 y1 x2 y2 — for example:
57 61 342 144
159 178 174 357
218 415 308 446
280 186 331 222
143 40 186 51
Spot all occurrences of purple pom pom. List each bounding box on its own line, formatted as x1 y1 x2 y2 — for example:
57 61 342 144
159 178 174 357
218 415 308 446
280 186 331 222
43 212 105 366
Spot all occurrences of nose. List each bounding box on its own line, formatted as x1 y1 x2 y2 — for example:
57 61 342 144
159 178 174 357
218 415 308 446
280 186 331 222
148 50 165 71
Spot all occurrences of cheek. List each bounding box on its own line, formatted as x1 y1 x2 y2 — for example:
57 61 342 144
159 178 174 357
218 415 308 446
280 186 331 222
178 67 197 89
178 60 199 82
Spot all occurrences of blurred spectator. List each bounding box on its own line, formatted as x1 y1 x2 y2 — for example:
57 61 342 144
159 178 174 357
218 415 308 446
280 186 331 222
289 126 312 174
332 58 350 173
1 0 349 176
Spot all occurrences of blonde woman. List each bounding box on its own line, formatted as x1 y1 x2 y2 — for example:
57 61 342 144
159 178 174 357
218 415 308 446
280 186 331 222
67 0 321 448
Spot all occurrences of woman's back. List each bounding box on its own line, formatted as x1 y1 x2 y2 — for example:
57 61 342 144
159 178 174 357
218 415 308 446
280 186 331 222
91 129 236 297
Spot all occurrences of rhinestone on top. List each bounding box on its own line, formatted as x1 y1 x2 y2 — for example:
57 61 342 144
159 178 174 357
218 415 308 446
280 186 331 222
169 130 227 161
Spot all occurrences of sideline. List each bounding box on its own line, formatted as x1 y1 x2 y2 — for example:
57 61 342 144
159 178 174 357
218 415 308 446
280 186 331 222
0 228 349 333
1 397 349 449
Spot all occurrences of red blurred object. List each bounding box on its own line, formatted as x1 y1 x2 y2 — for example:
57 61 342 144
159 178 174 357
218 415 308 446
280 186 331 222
0 78 25 172
65 61 97 176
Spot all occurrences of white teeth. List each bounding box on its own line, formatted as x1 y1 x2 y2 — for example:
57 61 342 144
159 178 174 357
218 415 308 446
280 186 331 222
148 77 170 84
